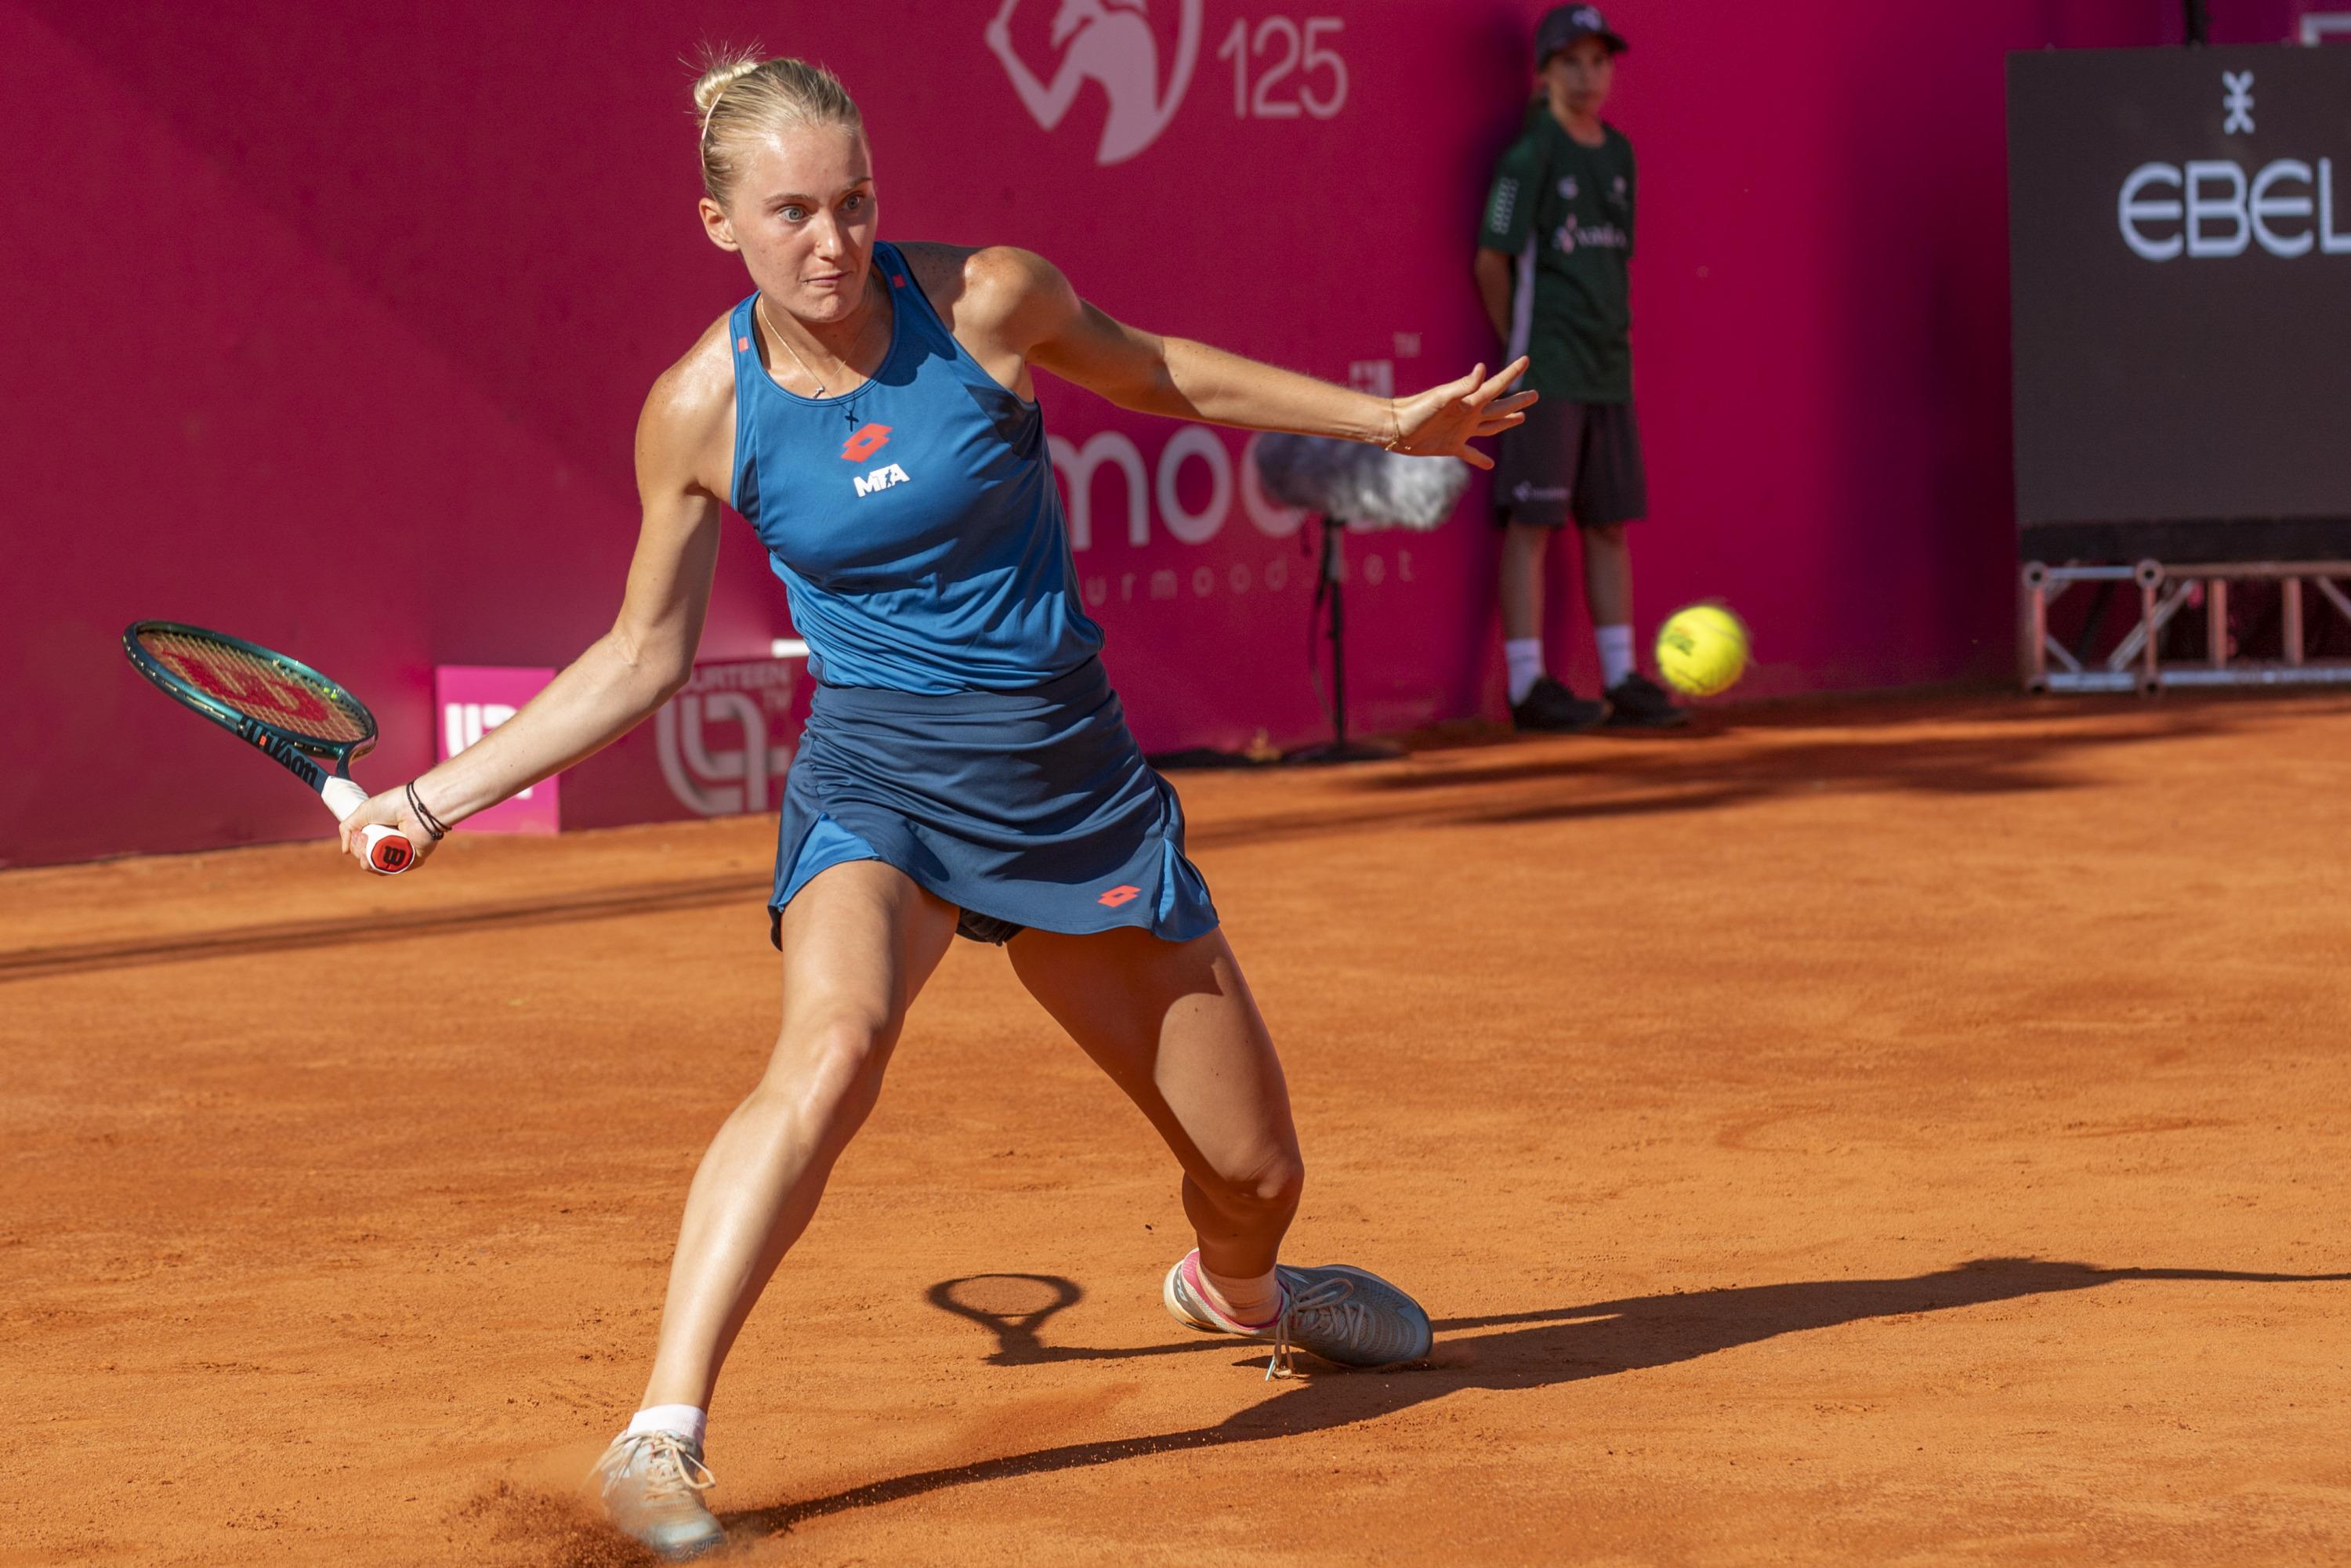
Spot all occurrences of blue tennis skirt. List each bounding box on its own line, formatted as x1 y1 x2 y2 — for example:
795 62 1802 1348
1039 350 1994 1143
768 657 1219 947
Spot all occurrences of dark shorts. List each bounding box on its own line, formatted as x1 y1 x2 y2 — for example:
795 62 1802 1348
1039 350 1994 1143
1491 398 1646 529
769 885 1027 946
765 657 1219 954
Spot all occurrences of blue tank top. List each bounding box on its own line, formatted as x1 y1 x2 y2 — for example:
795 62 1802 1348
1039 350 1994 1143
727 242 1105 693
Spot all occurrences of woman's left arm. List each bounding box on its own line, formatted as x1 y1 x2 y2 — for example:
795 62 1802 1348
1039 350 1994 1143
986 248 1537 470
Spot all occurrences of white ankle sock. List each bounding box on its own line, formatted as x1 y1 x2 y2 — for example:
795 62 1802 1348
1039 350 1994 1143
1505 638 1545 706
625 1404 707 1450
1194 1255 1284 1328
1595 625 1635 689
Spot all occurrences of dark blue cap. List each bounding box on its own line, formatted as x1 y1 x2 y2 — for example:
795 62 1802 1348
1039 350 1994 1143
1534 4 1628 67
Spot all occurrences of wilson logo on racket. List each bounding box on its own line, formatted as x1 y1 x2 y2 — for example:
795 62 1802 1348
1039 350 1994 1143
840 423 893 463
1097 885 1141 908
161 651 334 725
245 724 329 787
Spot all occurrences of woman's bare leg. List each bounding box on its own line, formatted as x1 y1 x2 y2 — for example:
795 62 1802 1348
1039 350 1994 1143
1007 925 1303 1280
637 860 958 1410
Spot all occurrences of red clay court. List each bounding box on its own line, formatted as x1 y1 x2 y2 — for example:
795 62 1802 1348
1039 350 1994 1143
9 693 2349 1566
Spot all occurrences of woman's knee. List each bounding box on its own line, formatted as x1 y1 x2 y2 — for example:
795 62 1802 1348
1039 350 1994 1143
754 1013 898 1136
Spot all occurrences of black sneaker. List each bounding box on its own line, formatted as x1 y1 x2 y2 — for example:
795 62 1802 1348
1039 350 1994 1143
1603 672 1691 728
1511 674 1607 733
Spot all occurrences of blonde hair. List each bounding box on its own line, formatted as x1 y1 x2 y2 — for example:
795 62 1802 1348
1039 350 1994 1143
690 47 864 206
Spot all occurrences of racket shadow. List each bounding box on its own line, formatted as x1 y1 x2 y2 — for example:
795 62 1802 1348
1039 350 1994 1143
729 1257 2351 1539
926 1273 1236 1367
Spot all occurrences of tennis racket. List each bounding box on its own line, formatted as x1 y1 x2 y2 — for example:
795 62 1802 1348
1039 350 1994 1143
121 621 417 875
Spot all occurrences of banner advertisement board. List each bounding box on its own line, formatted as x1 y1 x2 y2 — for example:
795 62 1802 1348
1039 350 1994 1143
433 667 559 834
11 0 2177 864
2009 45 2351 550
563 656 814 833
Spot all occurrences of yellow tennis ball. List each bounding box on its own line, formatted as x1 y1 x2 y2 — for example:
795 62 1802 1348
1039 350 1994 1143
1655 604 1750 697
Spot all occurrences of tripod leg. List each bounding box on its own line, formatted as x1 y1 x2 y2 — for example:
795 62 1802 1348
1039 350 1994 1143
1324 517 1347 750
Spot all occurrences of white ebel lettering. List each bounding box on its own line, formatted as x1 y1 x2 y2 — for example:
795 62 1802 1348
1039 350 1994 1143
2252 159 2316 257
2186 159 2249 257
2121 156 2351 259
852 462 911 497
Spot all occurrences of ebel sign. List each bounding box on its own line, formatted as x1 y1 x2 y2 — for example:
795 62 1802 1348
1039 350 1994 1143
2108 61 2351 261
2118 156 2351 259
2008 45 2351 534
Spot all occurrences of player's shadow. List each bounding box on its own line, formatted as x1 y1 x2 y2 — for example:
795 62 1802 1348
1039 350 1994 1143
1375 706 2231 811
1186 701 2309 853
727 1257 2348 1537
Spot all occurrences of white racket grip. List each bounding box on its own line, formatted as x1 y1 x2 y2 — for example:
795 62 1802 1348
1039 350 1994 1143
319 776 416 875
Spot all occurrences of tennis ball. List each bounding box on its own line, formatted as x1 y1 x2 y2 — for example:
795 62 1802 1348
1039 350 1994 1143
1655 604 1749 697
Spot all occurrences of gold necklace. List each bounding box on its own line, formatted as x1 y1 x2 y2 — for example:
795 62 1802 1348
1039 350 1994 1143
757 289 878 401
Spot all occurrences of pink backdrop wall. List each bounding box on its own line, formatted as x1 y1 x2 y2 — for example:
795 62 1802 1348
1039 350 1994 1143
0 0 2306 866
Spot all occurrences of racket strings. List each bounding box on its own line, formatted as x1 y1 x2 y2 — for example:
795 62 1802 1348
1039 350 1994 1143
136 628 371 744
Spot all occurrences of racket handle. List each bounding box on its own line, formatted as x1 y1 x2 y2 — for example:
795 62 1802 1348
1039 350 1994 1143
320 777 417 876
357 824 417 874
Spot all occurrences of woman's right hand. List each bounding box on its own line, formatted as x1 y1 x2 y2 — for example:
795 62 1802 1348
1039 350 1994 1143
336 784 444 874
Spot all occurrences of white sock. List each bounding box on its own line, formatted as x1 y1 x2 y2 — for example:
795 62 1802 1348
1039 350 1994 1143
625 1403 708 1450
1596 625 1635 689
1505 638 1545 705
1197 1259 1284 1328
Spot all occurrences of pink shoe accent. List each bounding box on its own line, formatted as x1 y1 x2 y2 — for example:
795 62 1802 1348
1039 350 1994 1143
1183 1252 1284 1332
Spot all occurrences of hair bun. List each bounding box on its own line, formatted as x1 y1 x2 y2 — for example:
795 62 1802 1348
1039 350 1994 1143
692 49 762 117
688 49 864 204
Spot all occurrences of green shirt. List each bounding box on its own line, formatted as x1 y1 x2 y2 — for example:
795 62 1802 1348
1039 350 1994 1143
1477 110 1636 403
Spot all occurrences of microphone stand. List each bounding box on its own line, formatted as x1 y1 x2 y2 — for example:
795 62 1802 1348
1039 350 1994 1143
1287 512 1404 765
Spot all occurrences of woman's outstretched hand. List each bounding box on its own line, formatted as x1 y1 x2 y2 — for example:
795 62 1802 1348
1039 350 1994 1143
1382 357 1538 470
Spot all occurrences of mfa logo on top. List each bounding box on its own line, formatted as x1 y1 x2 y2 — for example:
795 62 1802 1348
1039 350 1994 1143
987 0 1350 165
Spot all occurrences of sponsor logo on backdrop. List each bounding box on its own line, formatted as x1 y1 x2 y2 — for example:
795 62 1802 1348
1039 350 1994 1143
987 0 1204 165
434 667 558 834
2118 70 2351 259
1045 422 1431 609
2120 159 2351 259
444 701 537 800
655 660 799 817
2222 69 2255 135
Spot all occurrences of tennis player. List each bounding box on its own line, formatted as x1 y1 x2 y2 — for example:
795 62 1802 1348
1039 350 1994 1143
340 52 1532 1559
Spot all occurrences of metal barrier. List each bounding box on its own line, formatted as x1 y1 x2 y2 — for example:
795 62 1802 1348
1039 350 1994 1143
2019 559 2351 693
